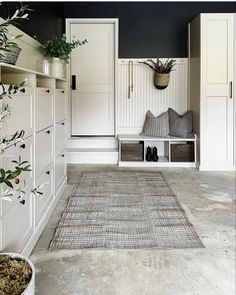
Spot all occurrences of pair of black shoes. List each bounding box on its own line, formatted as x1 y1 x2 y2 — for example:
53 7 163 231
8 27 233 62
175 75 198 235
146 146 159 162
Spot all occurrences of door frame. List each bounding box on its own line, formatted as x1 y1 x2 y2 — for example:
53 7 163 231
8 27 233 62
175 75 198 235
65 18 119 137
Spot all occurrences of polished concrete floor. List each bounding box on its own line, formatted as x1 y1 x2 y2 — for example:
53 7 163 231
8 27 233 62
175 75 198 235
31 165 235 295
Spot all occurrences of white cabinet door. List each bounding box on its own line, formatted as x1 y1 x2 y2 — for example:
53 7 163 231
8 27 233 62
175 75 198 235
55 121 66 157
1 186 33 253
55 152 66 194
35 126 53 177
35 165 54 226
55 89 66 123
2 86 33 139
35 87 53 132
200 14 234 170
71 22 115 136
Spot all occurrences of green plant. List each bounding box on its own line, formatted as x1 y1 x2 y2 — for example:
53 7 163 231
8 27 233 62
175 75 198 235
139 58 176 73
0 5 30 59
39 34 87 63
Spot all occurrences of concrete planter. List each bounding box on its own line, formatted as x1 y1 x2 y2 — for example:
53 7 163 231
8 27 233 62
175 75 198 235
1 253 35 295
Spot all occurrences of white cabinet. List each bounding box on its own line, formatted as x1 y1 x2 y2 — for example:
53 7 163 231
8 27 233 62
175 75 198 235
2 86 33 138
55 89 66 123
35 87 53 132
35 126 53 177
55 121 66 157
0 60 67 255
1 186 33 253
189 13 235 171
35 165 54 226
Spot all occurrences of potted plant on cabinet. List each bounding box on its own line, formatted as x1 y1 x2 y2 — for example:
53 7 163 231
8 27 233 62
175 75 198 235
0 5 30 65
39 34 87 78
139 58 176 89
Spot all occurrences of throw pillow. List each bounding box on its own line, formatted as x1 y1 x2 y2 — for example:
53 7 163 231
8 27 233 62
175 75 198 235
168 108 194 138
140 110 169 137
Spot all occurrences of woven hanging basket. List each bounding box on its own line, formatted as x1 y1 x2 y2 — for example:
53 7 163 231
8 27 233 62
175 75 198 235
0 47 22 65
154 72 170 90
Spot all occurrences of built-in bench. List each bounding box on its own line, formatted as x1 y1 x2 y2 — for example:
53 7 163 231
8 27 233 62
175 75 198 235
118 134 197 167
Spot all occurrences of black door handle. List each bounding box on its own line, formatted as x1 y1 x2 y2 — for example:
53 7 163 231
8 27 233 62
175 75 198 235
20 144 26 149
72 75 76 90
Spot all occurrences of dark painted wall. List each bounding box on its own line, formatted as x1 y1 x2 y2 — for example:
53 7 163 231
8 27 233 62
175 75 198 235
0 1 64 41
1 2 235 57
64 2 236 57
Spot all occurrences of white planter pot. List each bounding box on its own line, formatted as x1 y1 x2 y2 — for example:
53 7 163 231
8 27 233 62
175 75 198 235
51 57 65 78
1 253 35 295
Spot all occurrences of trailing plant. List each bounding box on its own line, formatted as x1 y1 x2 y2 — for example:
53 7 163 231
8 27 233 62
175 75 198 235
39 34 88 63
0 5 30 59
139 58 176 73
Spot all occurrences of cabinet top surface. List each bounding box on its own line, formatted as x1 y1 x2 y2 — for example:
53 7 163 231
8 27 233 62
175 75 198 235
118 134 196 141
0 63 68 82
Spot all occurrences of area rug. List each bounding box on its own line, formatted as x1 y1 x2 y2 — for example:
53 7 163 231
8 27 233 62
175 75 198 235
50 171 204 249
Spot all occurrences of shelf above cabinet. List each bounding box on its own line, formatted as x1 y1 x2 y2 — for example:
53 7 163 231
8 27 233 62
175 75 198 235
0 63 68 81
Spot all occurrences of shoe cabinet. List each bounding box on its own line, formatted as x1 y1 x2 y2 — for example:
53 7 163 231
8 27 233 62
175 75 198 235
118 134 196 167
0 63 67 255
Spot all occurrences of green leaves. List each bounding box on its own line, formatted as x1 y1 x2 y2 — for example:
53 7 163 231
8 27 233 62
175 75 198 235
0 156 31 188
39 34 88 63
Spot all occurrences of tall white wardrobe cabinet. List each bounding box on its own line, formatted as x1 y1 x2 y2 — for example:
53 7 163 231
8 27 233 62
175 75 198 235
189 13 235 171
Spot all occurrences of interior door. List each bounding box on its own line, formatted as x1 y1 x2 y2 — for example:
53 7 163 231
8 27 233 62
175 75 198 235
201 14 234 170
70 22 115 136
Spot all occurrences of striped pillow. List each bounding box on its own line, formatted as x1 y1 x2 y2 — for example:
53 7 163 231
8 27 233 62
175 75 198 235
140 110 169 137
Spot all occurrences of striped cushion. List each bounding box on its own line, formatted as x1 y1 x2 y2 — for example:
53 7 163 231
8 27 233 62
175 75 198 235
140 111 169 137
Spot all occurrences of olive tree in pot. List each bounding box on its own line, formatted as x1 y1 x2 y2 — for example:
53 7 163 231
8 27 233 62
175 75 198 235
139 58 176 89
0 5 30 65
39 34 87 78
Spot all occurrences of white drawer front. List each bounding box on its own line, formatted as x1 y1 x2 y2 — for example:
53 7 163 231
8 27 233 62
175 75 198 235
35 127 53 177
2 86 33 138
55 121 66 157
35 87 53 132
55 89 66 123
55 152 66 194
1 186 33 253
35 165 54 226
1 136 34 216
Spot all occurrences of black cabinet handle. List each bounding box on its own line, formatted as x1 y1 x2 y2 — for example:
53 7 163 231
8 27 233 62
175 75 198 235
61 122 65 125
229 81 232 99
46 171 50 175
20 199 25 205
46 130 50 134
20 88 26 93
46 89 50 93
61 154 65 157
20 144 26 149
72 75 76 90
61 90 65 93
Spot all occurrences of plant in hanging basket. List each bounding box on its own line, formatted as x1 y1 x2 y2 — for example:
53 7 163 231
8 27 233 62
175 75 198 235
139 58 176 89
0 5 30 65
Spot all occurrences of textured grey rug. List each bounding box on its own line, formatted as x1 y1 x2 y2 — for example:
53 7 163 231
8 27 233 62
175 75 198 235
50 171 204 249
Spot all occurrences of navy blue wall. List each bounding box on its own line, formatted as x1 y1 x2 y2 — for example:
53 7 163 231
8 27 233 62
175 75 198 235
1 2 235 57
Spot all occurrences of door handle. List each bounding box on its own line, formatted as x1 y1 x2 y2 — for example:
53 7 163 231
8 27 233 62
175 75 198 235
229 81 232 99
20 144 26 149
72 75 76 90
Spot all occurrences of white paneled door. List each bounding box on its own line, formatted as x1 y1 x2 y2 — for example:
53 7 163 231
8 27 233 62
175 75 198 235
200 14 234 170
70 22 115 136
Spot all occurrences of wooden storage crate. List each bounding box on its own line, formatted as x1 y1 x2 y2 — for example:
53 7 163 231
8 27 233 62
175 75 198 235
171 142 194 162
121 141 144 162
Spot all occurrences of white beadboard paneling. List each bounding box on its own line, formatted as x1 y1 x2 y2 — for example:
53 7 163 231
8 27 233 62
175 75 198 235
117 58 188 134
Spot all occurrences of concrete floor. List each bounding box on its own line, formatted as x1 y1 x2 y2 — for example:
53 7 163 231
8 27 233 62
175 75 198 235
31 165 235 295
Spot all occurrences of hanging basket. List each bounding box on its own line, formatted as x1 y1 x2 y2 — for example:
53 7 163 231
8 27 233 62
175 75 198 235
154 72 170 90
0 47 22 65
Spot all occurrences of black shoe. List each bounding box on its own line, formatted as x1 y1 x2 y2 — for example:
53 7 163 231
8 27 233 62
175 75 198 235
146 146 152 162
152 146 159 162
